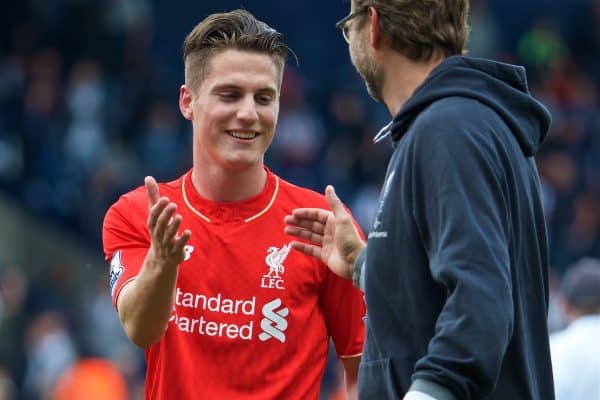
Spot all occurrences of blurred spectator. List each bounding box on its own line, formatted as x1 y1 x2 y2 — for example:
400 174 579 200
0 368 17 400
83 271 144 391
22 311 77 400
350 182 381 233
550 258 600 400
518 19 567 78
563 193 600 261
321 89 366 198
135 100 187 181
546 267 567 333
64 59 109 173
0 267 28 390
0 54 25 184
270 68 326 188
466 0 501 58
52 358 128 400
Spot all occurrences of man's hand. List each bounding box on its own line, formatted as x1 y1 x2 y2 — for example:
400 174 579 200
284 185 365 280
145 176 191 267
116 176 192 348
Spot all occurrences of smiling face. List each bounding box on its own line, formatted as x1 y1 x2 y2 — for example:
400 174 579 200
180 49 282 173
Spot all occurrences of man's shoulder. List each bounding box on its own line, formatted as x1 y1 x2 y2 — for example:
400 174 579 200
412 97 497 138
405 96 503 159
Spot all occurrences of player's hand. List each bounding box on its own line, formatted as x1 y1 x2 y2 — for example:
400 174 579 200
284 185 365 280
145 176 191 268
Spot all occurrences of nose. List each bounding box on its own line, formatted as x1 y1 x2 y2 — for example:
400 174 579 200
236 96 259 123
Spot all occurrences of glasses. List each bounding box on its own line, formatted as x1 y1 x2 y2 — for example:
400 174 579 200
335 6 369 44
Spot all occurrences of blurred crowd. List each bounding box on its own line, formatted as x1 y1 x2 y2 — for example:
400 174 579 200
0 0 598 399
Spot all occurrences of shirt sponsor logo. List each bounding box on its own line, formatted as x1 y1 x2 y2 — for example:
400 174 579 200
169 289 289 344
109 250 124 296
259 298 289 343
260 244 291 290
170 288 255 340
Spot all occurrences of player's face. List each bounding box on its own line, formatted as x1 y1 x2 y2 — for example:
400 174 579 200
181 49 281 172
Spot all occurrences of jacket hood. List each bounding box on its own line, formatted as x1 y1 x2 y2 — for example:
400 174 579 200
389 56 551 156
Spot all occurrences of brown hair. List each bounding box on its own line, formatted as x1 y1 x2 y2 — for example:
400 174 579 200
354 0 469 61
183 9 293 92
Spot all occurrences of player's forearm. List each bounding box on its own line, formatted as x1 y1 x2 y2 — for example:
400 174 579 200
341 356 360 399
118 256 179 348
345 378 358 400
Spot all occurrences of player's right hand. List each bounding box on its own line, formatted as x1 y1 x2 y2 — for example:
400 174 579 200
284 185 365 280
145 176 191 267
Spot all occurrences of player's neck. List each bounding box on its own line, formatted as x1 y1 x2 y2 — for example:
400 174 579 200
190 164 267 202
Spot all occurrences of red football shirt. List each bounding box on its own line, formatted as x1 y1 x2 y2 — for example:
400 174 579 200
103 169 365 399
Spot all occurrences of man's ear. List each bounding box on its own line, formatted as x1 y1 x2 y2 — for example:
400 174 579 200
368 6 382 49
179 85 193 120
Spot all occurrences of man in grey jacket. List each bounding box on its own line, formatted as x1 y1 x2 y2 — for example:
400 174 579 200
550 259 600 400
284 0 554 399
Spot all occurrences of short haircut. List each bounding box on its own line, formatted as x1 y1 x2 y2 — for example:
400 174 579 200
353 0 469 61
183 9 293 92
561 258 600 315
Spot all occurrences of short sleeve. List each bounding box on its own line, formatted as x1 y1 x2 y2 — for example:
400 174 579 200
102 196 150 308
319 269 366 358
319 212 366 358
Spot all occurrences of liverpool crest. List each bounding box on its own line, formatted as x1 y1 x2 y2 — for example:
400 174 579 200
260 244 291 290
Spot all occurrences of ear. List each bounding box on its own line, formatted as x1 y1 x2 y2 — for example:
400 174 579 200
179 85 193 120
368 6 382 49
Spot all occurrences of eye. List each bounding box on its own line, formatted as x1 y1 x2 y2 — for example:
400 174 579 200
256 94 274 105
219 92 240 102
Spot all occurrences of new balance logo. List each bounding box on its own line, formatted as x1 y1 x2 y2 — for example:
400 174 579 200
183 245 194 261
259 298 288 343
